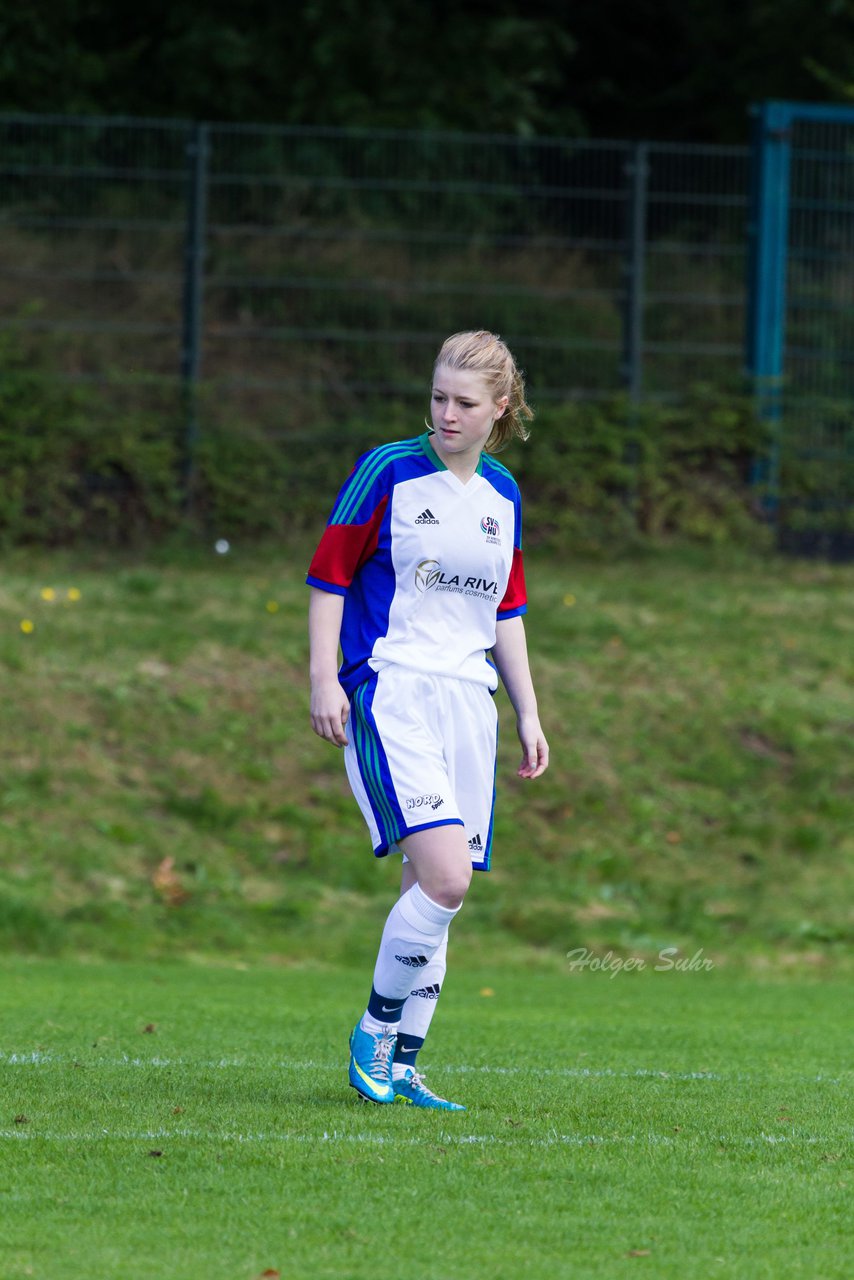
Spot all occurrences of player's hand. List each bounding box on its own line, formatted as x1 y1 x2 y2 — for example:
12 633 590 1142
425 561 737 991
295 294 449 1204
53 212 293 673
310 678 350 747
516 712 549 779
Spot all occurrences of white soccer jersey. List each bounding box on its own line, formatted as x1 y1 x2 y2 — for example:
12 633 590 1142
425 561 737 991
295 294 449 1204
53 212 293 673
307 432 527 694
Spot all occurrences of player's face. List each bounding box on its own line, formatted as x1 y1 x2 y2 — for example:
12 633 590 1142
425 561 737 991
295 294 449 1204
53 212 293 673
430 365 508 465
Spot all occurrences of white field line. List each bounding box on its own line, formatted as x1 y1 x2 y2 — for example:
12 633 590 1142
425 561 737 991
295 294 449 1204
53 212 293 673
0 1052 845 1086
0 1127 848 1149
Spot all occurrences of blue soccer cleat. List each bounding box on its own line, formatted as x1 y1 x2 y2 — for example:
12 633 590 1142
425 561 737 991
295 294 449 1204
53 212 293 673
392 1066 466 1111
348 1023 397 1103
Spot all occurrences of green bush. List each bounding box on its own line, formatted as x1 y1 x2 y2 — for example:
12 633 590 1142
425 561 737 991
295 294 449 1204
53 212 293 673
0 337 88 545
0 329 772 549
0 332 184 546
504 385 771 551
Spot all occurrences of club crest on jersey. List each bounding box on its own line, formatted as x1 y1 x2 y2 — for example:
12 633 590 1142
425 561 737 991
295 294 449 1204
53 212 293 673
480 515 501 544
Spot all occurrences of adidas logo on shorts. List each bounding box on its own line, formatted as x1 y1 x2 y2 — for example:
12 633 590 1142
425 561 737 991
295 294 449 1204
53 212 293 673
395 953 429 968
411 983 441 1000
468 833 483 852
415 508 440 525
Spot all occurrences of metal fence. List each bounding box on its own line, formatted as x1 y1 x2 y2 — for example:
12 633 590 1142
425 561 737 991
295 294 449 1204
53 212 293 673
0 113 749 425
1 110 852 551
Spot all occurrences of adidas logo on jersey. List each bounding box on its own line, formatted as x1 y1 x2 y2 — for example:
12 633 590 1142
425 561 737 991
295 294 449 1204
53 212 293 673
468 833 483 852
395 953 429 968
411 983 441 1000
415 508 440 524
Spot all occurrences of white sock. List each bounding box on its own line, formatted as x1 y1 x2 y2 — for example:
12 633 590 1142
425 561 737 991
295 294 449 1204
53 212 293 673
391 930 448 1071
363 884 459 1024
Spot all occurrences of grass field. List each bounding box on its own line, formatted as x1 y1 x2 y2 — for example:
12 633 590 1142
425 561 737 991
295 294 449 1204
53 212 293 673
1 542 852 1277
2 957 851 1280
0 542 852 963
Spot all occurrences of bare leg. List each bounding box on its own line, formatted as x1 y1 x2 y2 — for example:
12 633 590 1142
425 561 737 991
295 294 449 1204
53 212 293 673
398 824 473 908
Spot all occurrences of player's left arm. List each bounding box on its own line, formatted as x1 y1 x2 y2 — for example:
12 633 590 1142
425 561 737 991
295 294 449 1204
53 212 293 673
492 615 549 779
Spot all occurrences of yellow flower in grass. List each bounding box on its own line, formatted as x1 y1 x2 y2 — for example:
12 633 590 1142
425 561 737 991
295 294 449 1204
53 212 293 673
20 619 34 634
266 600 280 614
67 588 82 602
40 587 56 601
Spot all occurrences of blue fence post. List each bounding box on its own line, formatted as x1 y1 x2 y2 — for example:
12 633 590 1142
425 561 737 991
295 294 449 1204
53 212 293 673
180 121 210 509
746 101 793 513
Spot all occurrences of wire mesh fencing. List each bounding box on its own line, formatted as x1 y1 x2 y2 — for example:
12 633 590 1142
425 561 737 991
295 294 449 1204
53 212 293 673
0 114 749 427
782 113 854 553
2 110 851 552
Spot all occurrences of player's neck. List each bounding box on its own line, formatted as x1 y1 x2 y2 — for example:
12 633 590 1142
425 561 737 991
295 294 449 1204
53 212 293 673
445 459 479 483
432 440 482 483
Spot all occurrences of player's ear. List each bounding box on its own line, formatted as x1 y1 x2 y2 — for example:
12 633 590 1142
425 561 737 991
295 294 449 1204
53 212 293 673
493 395 509 420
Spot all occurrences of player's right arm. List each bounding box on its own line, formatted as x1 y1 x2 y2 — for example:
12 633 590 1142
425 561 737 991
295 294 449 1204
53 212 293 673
306 444 397 746
308 587 350 747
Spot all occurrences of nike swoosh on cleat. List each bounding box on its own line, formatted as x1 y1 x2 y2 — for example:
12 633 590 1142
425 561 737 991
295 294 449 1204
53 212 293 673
351 1057 389 1096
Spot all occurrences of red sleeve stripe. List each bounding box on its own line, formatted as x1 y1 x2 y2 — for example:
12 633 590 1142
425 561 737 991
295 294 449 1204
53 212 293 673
499 545 526 613
306 496 388 589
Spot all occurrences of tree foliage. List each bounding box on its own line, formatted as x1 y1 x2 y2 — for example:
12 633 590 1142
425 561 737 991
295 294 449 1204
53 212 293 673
2 0 854 141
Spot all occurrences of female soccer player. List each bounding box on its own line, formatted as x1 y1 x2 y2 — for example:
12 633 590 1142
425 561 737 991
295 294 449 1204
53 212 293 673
307 330 549 1110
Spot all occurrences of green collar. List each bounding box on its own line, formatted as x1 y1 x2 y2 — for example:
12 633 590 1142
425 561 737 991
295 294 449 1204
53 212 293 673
419 431 483 477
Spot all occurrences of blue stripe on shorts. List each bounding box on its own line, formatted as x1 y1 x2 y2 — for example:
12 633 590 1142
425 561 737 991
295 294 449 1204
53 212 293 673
480 717 498 872
350 676 405 855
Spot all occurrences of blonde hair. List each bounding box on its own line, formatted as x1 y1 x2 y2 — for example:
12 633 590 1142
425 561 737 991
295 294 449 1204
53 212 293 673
432 330 533 452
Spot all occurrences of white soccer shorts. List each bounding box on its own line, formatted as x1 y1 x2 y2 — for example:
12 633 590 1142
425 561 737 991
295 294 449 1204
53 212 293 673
343 664 498 871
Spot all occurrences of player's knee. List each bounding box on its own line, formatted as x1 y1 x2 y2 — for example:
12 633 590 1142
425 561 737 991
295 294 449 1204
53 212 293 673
427 865 472 909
